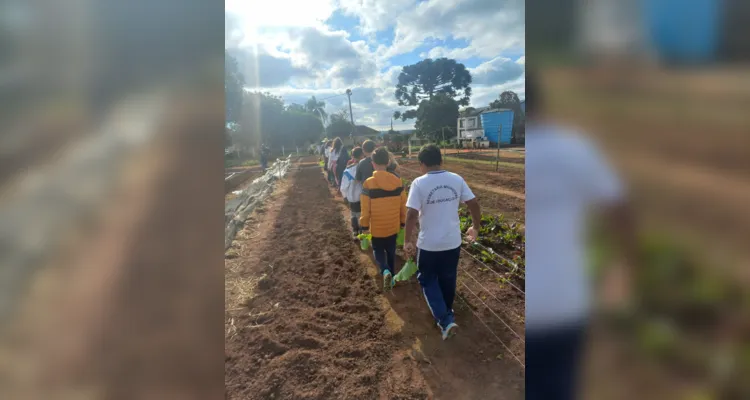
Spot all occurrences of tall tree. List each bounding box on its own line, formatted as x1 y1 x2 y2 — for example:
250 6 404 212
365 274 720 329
240 92 285 150
327 108 354 138
459 106 477 117
329 108 350 123
225 51 245 124
305 96 328 122
286 103 307 113
393 58 472 122
280 111 324 146
489 90 525 140
490 91 522 111
414 94 459 141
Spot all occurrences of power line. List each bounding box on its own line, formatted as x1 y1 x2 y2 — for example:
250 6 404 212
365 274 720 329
319 92 348 101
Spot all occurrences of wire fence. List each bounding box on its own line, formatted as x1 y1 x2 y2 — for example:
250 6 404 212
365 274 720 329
454 230 526 368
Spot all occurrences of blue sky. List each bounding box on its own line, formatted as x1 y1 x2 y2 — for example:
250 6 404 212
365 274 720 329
226 0 525 131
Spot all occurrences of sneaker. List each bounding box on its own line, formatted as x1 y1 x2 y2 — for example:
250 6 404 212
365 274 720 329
383 270 393 292
441 323 458 340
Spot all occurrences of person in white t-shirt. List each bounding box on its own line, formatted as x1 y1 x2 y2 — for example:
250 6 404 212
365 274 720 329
403 144 482 340
524 72 637 400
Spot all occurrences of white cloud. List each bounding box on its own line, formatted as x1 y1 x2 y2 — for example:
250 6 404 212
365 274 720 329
469 56 524 85
226 0 336 30
228 47 311 88
226 0 524 129
421 46 477 60
337 0 417 34
470 75 526 107
386 0 524 59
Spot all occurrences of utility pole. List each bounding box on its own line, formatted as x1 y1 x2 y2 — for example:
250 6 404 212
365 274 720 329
346 89 354 140
495 125 501 172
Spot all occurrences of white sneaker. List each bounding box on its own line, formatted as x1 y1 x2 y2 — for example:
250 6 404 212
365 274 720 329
441 323 458 340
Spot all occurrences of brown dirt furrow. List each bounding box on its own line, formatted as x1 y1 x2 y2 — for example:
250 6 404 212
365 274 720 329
400 166 524 200
225 165 429 400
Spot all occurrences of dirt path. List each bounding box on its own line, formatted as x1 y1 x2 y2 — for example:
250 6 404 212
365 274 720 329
225 163 524 399
225 164 429 399
399 166 525 200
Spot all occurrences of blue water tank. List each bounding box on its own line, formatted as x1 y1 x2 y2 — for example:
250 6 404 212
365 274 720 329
480 110 514 145
644 0 722 63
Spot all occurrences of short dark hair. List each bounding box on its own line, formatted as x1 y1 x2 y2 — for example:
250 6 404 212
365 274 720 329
351 147 363 159
362 140 376 153
418 144 442 167
372 147 390 166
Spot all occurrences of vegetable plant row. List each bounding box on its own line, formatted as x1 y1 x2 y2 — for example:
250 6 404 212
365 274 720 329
401 177 525 289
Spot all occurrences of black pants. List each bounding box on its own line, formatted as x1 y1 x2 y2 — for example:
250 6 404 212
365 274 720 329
335 165 345 188
371 234 397 275
349 202 361 233
526 323 588 400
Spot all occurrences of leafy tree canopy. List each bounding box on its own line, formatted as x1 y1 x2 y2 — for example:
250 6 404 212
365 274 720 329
414 94 459 141
305 96 328 121
225 51 245 124
236 92 324 150
489 91 523 113
393 58 472 122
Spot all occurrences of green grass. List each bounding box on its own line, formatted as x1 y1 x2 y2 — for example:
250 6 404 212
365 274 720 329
444 155 525 170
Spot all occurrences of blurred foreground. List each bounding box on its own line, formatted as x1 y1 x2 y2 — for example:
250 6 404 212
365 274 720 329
0 1 226 398
546 66 750 399
529 0 750 398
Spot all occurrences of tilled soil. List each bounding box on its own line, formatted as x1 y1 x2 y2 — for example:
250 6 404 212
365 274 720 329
450 152 525 165
225 165 429 399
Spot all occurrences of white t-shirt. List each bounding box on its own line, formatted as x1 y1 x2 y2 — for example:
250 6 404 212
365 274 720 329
406 171 475 252
525 122 624 331
328 149 340 170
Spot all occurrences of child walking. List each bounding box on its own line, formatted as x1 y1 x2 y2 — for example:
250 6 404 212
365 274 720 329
404 144 482 340
339 147 365 240
360 147 407 291
327 138 343 187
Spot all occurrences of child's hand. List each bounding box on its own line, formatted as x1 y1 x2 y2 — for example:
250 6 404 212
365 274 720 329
404 241 416 260
465 226 479 242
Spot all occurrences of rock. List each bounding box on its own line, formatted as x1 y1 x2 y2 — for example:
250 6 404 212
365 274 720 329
257 274 273 290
